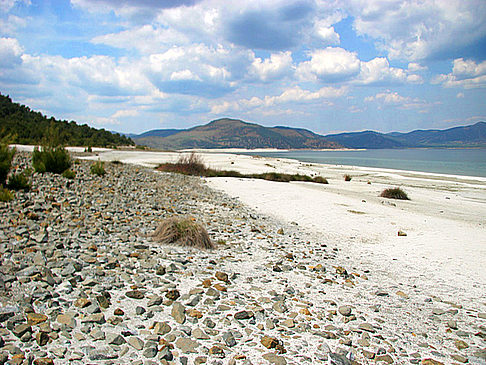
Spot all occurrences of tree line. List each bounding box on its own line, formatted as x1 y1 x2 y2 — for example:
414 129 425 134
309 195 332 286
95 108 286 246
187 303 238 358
0 94 134 147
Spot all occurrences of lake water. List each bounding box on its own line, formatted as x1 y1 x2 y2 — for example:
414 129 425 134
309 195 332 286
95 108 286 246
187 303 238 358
240 149 486 178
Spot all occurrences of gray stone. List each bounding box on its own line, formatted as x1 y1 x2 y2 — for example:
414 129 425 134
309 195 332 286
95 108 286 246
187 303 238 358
171 302 186 324
192 328 210 340
128 336 144 350
106 333 126 345
175 337 200 353
223 331 236 347
272 301 288 313
338 306 352 317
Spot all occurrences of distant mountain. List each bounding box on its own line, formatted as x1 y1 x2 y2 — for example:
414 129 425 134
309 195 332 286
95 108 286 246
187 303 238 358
388 122 486 147
325 131 406 149
136 129 183 139
0 94 134 147
325 122 486 149
134 118 340 150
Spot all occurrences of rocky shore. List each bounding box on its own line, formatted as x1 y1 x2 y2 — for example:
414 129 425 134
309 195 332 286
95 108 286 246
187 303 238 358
0 153 484 364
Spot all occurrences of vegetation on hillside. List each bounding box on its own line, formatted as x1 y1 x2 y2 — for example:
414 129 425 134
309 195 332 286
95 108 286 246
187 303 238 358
157 153 329 184
0 94 134 147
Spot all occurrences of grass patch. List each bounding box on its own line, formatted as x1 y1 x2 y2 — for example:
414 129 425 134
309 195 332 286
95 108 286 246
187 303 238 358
380 187 410 200
151 217 213 249
62 169 76 179
90 161 106 176
157 153 329 184
344 174 352 181
7 170 31 191
0 144 15 186
32 146 72 174
0 187 14 202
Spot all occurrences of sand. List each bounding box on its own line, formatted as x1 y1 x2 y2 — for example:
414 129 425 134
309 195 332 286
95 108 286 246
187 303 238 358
73 148 486 310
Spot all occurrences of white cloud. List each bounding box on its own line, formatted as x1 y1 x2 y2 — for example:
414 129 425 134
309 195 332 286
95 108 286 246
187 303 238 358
433 58 486 89
297 47 360 82
210 85 347 114
408 62 427 72
92 25 190 54
365 91 438 111
296 49 419 86
249 51 293 82
111 109 139 118
0 37 23 68
348 0 486 61
314 19 340 45
356 57 407 85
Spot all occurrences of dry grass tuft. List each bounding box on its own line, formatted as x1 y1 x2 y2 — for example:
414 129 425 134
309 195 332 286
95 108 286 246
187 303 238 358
380 187 410 200
151 217 214 249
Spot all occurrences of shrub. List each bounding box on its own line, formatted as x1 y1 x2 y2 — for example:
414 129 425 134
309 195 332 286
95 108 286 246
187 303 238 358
90 161 106 176
0 187 14 202
0 144 15 186
111 160 122 165
151 217 214 249
380 187 410 200
344 174 352 181
312 176 329 184
32 146 72 174
62 169 76 179
7 170 31 191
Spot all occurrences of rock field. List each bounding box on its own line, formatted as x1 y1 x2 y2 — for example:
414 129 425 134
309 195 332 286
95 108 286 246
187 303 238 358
0 153 484 364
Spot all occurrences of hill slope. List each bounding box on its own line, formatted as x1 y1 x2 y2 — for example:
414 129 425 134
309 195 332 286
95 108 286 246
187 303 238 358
0 94 134 147
135 118 340 149
325 122 486 149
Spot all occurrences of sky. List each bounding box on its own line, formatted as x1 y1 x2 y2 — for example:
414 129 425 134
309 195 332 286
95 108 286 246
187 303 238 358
0 0 485 135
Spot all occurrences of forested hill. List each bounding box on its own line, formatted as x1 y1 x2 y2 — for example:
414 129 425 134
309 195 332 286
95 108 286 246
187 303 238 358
0 94 134 147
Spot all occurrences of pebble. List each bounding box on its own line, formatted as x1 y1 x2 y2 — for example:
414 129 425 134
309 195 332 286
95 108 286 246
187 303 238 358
0 153 480 365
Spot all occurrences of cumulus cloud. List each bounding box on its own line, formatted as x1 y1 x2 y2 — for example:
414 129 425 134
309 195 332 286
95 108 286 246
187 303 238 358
348 0 486 61
145 44 252 98
296 48 419 85
249 51 294 82
356 57 408 85
0 37 23 68
297 47 361 82
210 85 347 114
433 58 486 88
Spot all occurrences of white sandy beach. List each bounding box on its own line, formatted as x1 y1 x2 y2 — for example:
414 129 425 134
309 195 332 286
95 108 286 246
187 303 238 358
71 147 486 310
12 145 486 361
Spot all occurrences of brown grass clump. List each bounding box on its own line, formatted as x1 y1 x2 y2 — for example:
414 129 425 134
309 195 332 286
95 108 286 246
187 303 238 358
380 187 410 200
151 217 214 249
344 174 352 181
158 152 207 176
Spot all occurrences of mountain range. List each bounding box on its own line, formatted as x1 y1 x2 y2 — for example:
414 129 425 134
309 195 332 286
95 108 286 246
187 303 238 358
132 118 486 150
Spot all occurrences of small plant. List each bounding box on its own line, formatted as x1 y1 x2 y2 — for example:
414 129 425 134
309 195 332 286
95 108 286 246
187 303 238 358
0 144 15 186
135 145 146 150
158 153 206 176
62 169 76 179
151 217 214 249
312 176 328 184
7 170 31 191
344 174 352 181
90 161 106 176
380 187 410 200
32 146 72 174
0 187 14 202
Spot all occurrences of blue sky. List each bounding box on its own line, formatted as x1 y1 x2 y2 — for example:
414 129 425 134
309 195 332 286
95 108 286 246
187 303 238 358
1 0 485 135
